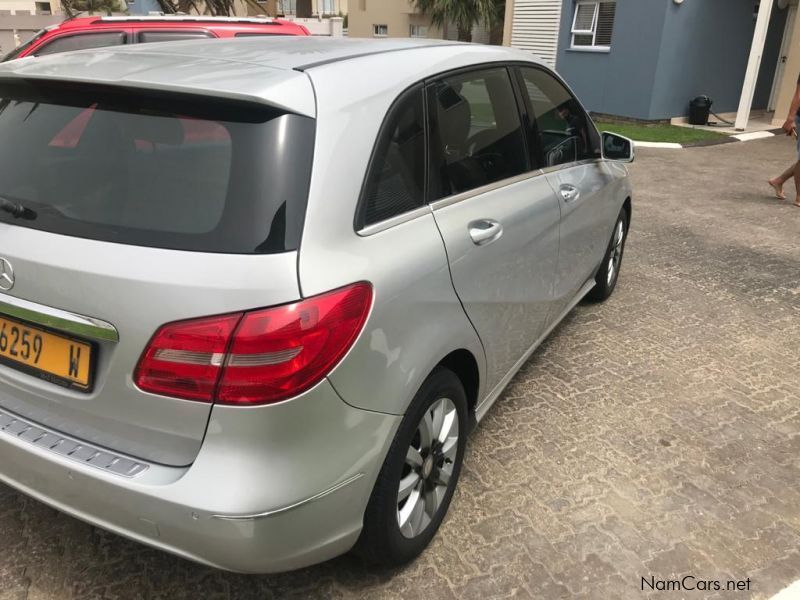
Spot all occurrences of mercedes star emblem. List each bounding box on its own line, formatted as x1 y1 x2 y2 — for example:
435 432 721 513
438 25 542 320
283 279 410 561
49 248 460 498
0 258 15 292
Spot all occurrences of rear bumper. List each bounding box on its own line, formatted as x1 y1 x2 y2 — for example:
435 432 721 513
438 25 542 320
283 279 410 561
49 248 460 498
0 380 401 573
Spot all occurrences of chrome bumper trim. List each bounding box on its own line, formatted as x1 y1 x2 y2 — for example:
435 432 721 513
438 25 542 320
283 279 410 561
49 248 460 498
0 293 119 342
211 472 365 521
0 406 148 477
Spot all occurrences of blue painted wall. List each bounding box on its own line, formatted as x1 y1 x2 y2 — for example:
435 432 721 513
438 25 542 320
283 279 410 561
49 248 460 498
556 0 669 120
556 0 787 120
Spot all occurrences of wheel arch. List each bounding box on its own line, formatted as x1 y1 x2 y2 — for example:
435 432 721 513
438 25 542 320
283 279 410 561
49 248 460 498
437 349 480 430
623 196 632 227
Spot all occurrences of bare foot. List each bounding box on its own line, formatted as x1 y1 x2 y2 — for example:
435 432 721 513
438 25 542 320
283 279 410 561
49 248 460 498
768 179 787 199
794 198 800 207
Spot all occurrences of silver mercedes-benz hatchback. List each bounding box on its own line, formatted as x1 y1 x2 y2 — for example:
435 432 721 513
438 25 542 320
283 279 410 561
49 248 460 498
0 36 633 573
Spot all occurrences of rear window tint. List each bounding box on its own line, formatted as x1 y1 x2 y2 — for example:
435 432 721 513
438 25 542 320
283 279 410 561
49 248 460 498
0 80 314 253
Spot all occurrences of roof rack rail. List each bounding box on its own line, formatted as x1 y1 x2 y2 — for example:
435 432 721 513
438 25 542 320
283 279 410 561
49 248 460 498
99 15 278 24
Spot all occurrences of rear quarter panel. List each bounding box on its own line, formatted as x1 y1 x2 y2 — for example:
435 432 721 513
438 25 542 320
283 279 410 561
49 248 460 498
296 48 531 416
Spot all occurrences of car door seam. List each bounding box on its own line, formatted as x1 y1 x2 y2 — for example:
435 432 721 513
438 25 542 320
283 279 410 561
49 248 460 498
427 207 489 400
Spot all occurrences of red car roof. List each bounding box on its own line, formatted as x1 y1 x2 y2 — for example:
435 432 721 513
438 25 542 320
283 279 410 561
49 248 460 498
47 15 309 36
1 15 309 62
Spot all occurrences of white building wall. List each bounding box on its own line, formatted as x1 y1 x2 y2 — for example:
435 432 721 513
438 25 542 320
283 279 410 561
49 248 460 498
442 20 490 43
509 0 562 67
0 0 59 13
282 15 344 35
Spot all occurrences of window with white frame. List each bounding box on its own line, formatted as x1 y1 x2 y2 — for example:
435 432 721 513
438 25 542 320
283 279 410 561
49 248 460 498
278 0 296 15
409 24 428 38
373 24 388 37
571 1 616 49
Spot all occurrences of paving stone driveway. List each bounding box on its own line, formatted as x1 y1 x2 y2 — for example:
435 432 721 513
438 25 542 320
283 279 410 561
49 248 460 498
0 138 799 600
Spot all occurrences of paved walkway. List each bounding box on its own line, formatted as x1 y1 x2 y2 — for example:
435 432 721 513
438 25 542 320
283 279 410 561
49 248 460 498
0 138 798 600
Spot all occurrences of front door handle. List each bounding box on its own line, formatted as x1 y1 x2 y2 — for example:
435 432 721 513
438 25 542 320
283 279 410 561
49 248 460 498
559 184 580 203
468 219 503 246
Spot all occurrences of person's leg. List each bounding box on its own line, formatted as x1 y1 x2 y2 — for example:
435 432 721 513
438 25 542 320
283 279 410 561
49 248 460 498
795 119 800 206
768 163 794 199
794 160 800 207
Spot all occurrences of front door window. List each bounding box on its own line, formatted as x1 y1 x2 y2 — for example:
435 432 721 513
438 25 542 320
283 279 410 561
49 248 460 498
518 67 600 168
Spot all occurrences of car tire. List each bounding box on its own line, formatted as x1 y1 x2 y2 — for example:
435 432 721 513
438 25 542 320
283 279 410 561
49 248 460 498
585 208 628 303
354 367 468 567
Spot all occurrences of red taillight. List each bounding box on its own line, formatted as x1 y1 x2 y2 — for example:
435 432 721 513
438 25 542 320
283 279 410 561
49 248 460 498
134 283 372 405
133 313 242 402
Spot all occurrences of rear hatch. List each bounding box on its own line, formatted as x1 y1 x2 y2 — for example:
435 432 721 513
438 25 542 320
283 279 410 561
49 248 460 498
0 78 315 466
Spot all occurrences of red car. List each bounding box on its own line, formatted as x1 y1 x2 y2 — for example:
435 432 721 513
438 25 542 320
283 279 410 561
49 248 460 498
2 15 310 62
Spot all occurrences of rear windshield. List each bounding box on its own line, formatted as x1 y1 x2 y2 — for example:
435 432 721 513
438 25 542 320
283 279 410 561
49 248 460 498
0 80 315 253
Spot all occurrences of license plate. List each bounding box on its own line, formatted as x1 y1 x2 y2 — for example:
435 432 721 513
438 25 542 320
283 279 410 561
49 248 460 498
0 315 93 391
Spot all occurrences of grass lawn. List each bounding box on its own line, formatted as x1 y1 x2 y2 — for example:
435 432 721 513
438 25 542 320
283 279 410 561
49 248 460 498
594 120 731 144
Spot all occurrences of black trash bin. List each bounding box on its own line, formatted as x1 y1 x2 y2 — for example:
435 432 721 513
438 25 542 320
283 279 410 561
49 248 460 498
689 95 712 125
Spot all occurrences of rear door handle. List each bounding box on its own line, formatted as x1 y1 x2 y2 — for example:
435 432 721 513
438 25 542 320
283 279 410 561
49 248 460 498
559 184 580 203
468 219 503 246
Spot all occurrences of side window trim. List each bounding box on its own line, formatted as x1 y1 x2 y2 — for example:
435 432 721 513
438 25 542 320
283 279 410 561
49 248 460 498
505 64 535 173
511 65 546 170
427 170 544 211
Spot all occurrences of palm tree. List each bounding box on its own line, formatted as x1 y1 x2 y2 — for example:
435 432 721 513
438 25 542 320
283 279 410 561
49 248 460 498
489 0 505 44
414 0 499 43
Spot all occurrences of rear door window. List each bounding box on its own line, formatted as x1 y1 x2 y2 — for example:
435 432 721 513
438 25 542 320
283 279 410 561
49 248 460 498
0 80 315 253
137 30 215 43
517 66 601 168
34 32 127 56
426 67 528 200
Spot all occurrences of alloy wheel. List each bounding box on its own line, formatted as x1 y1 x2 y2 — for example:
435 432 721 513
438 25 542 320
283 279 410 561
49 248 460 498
607 219 625 286
396 397 459 539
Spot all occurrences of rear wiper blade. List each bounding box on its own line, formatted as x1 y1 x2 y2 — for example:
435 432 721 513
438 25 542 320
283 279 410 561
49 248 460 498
0 196 37 220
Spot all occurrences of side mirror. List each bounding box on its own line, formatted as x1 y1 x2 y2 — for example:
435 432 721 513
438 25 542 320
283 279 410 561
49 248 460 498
601 131 634 162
